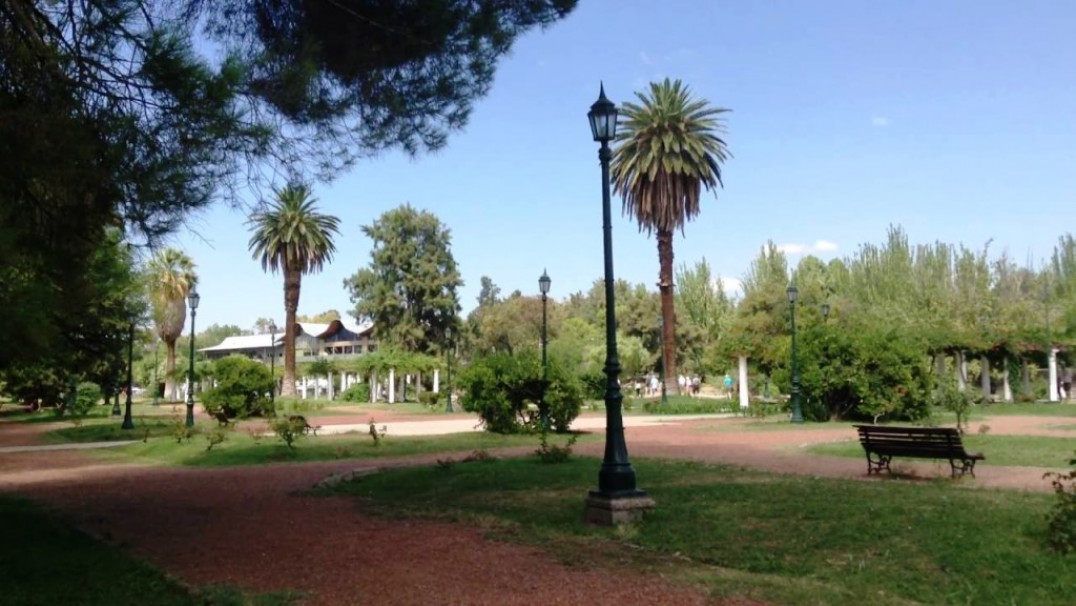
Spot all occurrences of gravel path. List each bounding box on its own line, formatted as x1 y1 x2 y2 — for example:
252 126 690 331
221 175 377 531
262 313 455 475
2 410 1073 605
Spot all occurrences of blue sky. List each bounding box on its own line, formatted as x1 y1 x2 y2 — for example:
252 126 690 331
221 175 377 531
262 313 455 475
174 0 1076 331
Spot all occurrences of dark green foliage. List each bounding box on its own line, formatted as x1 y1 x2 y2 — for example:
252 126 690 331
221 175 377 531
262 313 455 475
346 205 462 355
795 322 934 422
192 0 578 157
72 382 103 417
534 431 578 463
418 390 441 407
457 351 582 433
1045 451 1076 554
340 383 370 403
642 398 733 415
201 356 275 419
269 416 308 451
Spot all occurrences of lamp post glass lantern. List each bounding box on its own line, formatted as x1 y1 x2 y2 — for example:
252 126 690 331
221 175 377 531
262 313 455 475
585 84 649 518
539 269 551 430
787 285 803 423
185 287 200 427
269 321 277 405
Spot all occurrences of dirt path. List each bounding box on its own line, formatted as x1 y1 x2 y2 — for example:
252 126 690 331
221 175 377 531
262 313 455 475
2 411 1073 605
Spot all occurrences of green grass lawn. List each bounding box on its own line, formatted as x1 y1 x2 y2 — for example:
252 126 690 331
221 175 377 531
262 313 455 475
808 433 1076 468
971 403 1076 417
0 494 299 606
327 456 1076 606
80 426 596 467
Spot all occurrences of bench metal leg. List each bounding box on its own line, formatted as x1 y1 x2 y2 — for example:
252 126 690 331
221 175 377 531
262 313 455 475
949 458 977 478
865 452 892 475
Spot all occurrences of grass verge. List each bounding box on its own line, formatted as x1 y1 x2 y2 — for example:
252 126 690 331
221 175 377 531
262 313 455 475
0 494 300 606
83 427 596 467
327 456 1076 606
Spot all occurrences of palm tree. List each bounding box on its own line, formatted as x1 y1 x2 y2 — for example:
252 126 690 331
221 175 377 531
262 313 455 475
248 184 340 397
146 249 197 400
611 78 731 395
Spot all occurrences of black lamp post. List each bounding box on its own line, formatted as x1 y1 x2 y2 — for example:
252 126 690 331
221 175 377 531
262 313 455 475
584 84 650 522
185 286 200 427
269 320 277 405
539 269 551 430
787 285 803 423
122 322 135 429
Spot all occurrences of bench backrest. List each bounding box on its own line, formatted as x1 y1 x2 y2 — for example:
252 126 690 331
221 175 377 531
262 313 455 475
854 425 966 456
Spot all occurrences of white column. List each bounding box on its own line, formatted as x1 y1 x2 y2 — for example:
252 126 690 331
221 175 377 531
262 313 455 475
388 368 396 404
737 355 749 410
980 355 991 401
1049 347 1059 402
328 371 335 400
957 351 967 392
1002 357 1013 402
300 377 308 400
371 372 378 403
433 368 440 393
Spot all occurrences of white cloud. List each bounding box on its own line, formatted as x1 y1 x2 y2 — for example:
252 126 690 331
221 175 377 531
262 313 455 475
776 240 839 255
715 277 744 299
871 115 890 127
639 51 655 66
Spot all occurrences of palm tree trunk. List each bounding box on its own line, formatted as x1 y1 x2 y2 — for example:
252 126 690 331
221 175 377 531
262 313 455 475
282 268 301 397
657 228 679 395
165 339 177 400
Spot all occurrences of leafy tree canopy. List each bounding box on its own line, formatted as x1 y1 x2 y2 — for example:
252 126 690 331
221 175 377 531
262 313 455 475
345 204 462 355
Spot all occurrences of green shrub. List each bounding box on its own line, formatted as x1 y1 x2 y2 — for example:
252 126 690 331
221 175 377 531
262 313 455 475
71 382 102 417
340 382 370 403
200 355 274 419
932 379 980 433
795 323 933 422
1044 450 1076 554
642 398 732 415
458 351 583 434
534 431 578 463
269 415 309 450
418 390 441 407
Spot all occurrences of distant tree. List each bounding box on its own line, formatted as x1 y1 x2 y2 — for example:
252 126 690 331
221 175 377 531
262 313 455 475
477 276 502 307
297 310 342 323
345 205 462 354
146 249 198 400
198 324 247 349
253 318 276 334
612 78 731 395
248 184 340 397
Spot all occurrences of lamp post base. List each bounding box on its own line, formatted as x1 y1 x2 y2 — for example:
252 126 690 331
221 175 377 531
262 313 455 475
584 491 655 526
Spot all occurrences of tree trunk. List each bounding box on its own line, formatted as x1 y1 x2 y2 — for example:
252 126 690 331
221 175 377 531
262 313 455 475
165 339 178 400
281 267 301 397
656 229 679 395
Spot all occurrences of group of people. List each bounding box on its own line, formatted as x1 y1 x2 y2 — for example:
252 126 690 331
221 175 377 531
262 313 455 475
632 373 708 397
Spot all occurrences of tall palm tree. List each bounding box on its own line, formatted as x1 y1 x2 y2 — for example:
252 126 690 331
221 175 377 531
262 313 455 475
611 78 731 395
146 248 197 400
248 184 340 397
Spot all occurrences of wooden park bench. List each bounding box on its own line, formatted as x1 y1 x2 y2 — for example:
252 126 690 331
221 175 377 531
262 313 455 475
854 425 984 478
